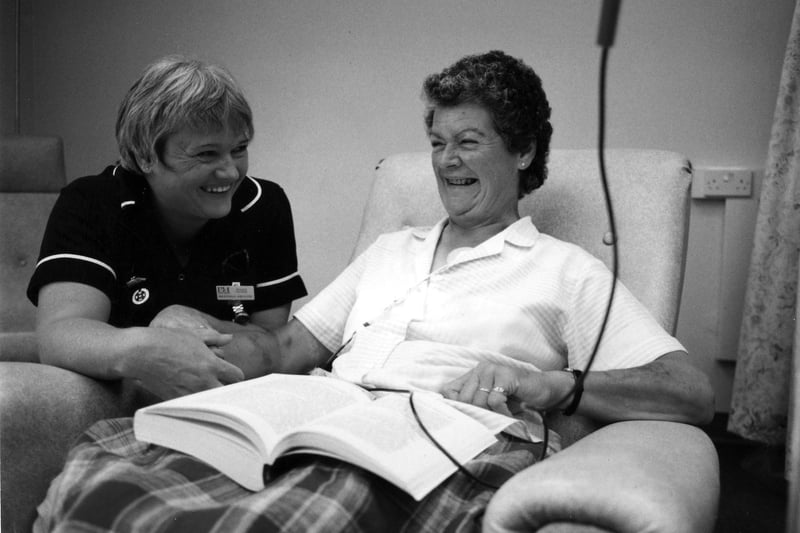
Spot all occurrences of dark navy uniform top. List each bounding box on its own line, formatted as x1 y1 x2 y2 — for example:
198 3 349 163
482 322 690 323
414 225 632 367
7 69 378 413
27 165 307 327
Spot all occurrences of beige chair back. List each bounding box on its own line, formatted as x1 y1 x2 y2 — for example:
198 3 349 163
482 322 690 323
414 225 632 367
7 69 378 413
0 135 66 361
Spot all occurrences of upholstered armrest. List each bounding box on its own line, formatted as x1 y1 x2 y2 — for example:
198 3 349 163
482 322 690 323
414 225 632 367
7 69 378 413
483 420 720 533
0 332 40 362
0 363 150 531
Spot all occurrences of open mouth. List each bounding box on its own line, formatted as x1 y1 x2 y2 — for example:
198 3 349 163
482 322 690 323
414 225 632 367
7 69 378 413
445 178 478 186
201 184 233 194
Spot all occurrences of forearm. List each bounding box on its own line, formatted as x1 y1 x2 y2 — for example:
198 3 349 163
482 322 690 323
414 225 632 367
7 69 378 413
37 318 154 380
148 304 323 378
572 354 714 424
152 305 289 335
216 318 331 378
523 352 715 425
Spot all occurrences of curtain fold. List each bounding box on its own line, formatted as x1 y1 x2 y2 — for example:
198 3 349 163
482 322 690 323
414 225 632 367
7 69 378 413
788 281 799 531
728 1 800 454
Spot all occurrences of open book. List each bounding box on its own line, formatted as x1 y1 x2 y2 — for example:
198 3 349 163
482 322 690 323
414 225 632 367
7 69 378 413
133 373 529 500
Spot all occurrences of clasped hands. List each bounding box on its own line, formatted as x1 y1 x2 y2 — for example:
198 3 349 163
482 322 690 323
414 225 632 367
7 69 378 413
138 305 245 399
149 304 230 345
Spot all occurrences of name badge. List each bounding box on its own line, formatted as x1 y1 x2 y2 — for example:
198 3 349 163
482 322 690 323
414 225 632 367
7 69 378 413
216 284 255 301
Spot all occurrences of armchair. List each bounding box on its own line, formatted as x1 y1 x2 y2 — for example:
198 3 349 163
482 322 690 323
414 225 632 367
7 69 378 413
0 136 148 532
0 148 719 533
355 149 719 532
0 135 65 362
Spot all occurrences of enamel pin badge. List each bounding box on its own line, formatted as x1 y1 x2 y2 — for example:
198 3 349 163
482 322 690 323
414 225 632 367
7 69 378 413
132 288 150 305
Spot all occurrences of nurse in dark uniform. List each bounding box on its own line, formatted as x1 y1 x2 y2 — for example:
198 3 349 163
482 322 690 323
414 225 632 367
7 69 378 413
27 55 307 400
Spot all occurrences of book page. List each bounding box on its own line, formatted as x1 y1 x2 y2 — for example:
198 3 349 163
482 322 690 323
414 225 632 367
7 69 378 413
139 374 375 453
272 392 497 500
441 398 543 442
134 412 268 491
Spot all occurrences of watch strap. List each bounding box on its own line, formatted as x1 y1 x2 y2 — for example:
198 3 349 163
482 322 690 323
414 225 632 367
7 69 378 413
563 367 584 416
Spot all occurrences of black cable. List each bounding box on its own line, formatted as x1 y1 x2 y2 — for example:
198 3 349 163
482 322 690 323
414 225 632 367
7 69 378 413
549 44 620 412
322 322 370 369
578 44 620 392
408 392 502 490
539 412 549 461
531 43 619 463
361 387 503 489
589 44 621 379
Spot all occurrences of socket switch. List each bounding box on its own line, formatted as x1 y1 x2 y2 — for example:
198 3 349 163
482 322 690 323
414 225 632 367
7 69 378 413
692 168 754 199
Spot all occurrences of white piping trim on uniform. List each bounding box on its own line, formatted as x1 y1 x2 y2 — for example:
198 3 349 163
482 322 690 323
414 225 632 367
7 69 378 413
240 176 261 213
36 254 117 280
115 165 137 208
256 271 299 288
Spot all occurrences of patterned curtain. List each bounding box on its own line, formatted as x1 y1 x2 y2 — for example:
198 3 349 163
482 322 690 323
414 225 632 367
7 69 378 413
728 1 800 467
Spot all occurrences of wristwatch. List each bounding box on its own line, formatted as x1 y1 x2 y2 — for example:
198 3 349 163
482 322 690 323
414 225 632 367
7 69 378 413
562 367 584 416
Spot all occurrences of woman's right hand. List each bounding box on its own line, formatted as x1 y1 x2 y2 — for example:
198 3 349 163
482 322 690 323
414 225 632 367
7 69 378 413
149 304 229 344
126 326 244 400
35 282 243 400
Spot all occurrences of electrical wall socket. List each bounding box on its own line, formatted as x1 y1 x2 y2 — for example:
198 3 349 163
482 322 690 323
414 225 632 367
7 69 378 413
692 168 754 199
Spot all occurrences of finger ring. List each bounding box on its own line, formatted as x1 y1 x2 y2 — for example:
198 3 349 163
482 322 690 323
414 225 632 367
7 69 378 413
478 387 491 393
491 386 507 395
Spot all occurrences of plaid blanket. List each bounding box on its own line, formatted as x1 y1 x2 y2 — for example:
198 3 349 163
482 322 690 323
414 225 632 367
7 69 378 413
35 418 542 533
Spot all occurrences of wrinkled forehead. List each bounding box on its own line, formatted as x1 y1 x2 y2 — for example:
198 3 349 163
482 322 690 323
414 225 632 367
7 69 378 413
429 103 498 136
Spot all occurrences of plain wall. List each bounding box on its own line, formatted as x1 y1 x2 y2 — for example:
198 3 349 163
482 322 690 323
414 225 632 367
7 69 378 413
0 0 18 134
10 0 797 411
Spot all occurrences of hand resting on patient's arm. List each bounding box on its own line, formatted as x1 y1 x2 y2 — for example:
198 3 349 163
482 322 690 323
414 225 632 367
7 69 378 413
151 305 330 380
35 282 244 400
152 304 285 379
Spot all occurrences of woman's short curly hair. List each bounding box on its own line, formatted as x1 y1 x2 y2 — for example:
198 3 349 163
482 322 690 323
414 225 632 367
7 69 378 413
422 50 553 197
115 55 254 173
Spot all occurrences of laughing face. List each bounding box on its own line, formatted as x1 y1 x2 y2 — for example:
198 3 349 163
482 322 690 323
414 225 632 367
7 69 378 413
428 103 532 231
144 124 249 240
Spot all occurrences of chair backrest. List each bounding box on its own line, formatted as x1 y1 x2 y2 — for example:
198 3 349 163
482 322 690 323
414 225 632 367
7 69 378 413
353 149 692 335
0 135 66 361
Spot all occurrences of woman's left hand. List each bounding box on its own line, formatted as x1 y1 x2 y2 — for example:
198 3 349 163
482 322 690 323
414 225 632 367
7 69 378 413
150 304 233 347
442 362 526 417
150 304 213 330
442 362 569 416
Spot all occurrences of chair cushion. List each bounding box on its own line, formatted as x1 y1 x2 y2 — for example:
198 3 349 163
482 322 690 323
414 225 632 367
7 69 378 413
0 135 66 361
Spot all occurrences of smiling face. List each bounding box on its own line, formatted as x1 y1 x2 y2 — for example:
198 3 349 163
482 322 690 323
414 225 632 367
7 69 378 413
428 103 533 231
143 124 249 241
